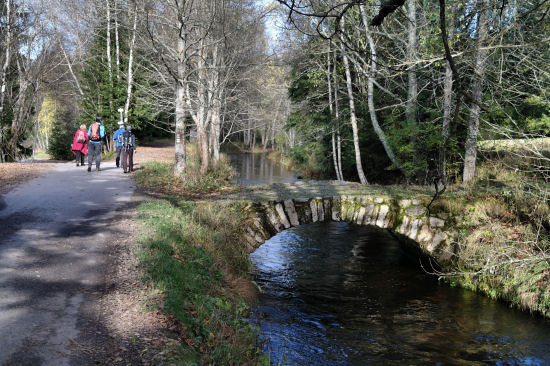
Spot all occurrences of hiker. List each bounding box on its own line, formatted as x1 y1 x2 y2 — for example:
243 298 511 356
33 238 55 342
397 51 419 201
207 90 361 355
113 121 125 168
122 125 136 173
71 124 88 166
87 116 105 172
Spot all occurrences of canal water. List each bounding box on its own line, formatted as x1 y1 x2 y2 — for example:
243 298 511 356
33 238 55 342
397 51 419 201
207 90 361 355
228 153 297 186
230 153 550 365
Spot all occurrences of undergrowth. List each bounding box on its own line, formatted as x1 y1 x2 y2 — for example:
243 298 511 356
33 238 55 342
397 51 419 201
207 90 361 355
136 143 236 197
431 159 550 316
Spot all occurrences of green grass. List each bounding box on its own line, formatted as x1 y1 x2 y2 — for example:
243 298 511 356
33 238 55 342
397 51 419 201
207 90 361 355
134 150 267 365
136 199 265 365
33 152 51 159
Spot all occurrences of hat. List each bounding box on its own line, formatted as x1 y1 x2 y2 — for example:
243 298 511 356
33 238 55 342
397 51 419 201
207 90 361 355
126 126 132 131
118 121 124 126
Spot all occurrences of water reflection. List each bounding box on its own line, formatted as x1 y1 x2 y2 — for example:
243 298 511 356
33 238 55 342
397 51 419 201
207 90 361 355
228 153 297 186
250 222 550 365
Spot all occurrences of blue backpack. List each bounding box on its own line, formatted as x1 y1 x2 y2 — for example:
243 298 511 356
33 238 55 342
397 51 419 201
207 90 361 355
116 130 124 145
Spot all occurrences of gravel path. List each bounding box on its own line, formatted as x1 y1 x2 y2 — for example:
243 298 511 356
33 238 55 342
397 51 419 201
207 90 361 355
0 160 135 365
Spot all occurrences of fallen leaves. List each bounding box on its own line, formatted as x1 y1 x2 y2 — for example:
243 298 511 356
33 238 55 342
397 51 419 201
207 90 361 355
0 162 58 194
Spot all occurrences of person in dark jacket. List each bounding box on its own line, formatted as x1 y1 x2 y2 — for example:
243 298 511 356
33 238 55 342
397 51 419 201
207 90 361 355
87 116 106 172
71 124 88 166
122 125 137 173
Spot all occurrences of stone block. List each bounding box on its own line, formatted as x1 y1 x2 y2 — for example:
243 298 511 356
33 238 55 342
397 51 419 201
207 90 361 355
310 199 319 222
406 205 427 217
263 204 283 233
417 224 433 243
284 199 300 226
427 231 448 252
275 203 291 229
376 205 390 228
408 219 423 240
356 206 366 224
331 197 341 221
317 200 325 221
399 215 410 234
323 198 332 221
362 204 374 225
429 217 445 228
399 199 412 208
369 205 379 225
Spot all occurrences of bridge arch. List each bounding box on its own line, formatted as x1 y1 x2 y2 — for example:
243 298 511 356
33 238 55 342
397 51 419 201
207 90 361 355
244 195 455 264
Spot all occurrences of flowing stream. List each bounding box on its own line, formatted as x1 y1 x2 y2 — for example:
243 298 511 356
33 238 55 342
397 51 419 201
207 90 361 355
231 153 550 365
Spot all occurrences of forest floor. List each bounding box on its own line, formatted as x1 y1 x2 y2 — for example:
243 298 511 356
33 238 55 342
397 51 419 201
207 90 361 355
0 161 59 195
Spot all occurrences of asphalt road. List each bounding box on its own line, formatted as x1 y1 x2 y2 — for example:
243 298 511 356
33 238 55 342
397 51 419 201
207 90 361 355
0 160 135 365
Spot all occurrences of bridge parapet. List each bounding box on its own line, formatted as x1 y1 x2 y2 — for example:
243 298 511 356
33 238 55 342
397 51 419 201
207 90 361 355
244 195 455 264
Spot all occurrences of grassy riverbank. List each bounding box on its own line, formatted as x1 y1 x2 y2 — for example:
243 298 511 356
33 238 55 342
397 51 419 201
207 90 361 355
424 159 550 317
430 190 550 316
134 149 268 365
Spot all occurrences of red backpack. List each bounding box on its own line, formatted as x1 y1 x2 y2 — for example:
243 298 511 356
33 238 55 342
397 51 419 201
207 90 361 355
77 130 86 143
90 123 101 141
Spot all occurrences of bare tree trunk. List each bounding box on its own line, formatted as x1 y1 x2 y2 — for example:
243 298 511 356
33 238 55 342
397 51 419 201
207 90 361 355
211 71 222 163
195 44 210 175
123 2 138 124
440 3 456 184
359 5 408 179
0 0 11 162
463 0 490 183
175 35 186 176
114 0 120 80
406 0 417 129
341 41 368 184
333 51 344 181
0 0 11 112
105 0 113 86
327 44 342 181
8 57 31 161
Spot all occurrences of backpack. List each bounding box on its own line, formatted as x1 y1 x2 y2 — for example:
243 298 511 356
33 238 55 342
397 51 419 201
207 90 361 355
90 123 101 141
116 130 124 145
77 130 86 143
123 131 133 149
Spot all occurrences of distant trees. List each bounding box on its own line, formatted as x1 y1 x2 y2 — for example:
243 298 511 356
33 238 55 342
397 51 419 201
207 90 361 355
274 0 550 184
145 0 274 175
0 0 57 161
0 0 281 168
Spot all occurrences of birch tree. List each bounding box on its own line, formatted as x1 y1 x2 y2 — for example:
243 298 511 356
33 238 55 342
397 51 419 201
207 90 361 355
462 0 490 182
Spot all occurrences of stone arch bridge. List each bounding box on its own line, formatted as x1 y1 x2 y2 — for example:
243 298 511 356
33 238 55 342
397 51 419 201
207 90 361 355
232 180 549 318
242 189 455 265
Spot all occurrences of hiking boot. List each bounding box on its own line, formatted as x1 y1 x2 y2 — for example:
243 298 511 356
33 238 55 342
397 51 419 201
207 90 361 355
87 166 91 172
97 167 102 171
76 163 79 167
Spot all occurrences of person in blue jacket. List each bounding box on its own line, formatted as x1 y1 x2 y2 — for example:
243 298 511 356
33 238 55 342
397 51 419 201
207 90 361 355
113 121 125 168
87 116 106 172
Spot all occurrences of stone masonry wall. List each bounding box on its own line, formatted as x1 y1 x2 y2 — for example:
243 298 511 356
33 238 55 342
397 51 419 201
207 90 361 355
244 195 456 265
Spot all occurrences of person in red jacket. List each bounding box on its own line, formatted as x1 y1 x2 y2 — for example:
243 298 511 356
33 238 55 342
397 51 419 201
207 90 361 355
72 124 89 166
